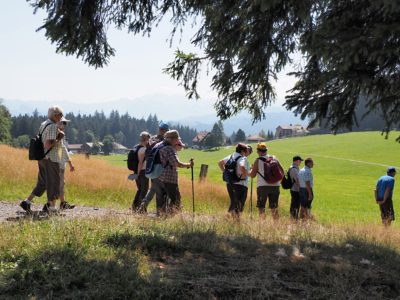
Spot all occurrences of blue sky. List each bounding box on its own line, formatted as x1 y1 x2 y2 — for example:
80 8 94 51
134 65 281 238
0 1 297 122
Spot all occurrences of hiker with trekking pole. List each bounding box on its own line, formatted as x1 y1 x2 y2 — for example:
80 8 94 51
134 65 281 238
149 130 194 216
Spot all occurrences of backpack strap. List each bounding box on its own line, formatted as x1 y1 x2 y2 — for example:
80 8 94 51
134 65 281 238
256 156 267 181
40 122 55 157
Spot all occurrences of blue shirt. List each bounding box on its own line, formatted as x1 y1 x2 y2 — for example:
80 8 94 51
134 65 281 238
298 166 313 188
376 175 395 199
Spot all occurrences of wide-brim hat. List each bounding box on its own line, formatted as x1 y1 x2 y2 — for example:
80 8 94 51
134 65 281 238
164 130 180 139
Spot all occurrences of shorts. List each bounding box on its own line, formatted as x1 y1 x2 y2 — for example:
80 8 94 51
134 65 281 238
299 188 313 209
379 198 395 221
257 186 280 209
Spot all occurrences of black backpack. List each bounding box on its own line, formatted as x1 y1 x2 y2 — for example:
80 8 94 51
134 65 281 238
281 167 294 190
223 155 243 183
127 144 144 172
28 122 53 161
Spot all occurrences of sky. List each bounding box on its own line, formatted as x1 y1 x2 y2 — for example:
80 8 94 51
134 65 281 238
0 1 298 121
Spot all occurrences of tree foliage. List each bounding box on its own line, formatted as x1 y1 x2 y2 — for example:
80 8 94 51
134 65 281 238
102 135 115 155
0 100 12 144
27 0 400 140
11 110 197 148
234 129 246 143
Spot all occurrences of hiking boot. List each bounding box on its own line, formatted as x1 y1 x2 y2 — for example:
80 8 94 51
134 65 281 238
20 200 32 214
60 202 75 210
42 203 58 214
137 203 147 214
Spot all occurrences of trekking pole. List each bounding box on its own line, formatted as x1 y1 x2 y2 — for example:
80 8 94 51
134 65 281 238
190 158 195 217
250 177 253 219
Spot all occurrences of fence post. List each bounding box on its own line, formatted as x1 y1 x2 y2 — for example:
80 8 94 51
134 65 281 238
199 164 208 181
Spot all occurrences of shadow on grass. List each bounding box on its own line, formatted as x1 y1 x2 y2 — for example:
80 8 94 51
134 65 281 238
1 229 400 299
104 230 400 299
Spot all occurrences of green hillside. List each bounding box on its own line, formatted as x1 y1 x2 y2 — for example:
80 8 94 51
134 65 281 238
102 131 399 225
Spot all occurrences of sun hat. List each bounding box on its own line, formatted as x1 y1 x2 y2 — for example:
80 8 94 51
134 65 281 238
256 142 267 151
164 130 180 139
48 106 64 119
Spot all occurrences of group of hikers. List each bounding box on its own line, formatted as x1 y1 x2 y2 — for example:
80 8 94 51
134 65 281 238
19 106 397 226
218 142 315 221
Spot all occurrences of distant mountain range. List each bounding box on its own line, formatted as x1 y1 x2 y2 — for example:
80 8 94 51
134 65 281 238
3 97 306 135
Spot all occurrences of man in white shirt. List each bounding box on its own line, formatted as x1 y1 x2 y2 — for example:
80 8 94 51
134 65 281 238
249 143 283 220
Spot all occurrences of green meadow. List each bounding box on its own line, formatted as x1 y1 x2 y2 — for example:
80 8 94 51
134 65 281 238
101 131 399 225
1 131 400 298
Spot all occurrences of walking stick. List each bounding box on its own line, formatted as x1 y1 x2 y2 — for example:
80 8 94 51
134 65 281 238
190 158 195 217
250 177 253 219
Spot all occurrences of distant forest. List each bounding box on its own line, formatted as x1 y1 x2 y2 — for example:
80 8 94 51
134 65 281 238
11 110 198 148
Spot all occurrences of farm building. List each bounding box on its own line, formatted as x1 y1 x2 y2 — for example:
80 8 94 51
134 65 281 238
246 135 265 143
192 131 211 148
275 124 309 139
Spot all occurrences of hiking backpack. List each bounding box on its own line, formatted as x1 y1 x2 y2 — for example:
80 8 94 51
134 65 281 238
281 167 294 190
28 122 53 160
223 155 243 183
145 142 167 179
127 144 144 172
258 156 284 184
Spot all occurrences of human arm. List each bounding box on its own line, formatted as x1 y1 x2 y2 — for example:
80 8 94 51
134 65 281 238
305 181 313 200
67 160 75 172
218 159 226 172
177 158 194 169
249 159 258 178
379 186 393 205
137 147 146 173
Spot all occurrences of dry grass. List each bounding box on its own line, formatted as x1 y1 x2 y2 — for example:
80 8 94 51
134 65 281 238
0 145 230 212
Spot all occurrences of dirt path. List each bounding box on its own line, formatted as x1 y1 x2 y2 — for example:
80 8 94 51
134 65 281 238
0 201 134 223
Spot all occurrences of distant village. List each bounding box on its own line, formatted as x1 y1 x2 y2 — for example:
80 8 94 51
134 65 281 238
66 124 309 155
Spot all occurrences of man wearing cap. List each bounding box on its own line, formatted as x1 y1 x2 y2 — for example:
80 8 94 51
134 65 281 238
289 156 303 219
249 142 283 220
375 167 396 227
298 157 314 220
20 106 68 214
154 129 194 215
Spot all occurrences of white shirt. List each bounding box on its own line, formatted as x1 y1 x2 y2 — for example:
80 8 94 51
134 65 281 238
223 152 248 187
256 154 281 187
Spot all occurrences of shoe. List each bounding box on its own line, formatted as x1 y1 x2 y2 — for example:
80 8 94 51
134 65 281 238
60 202 75 210
42 203 58 214
137 203 147 214
20 200 32 214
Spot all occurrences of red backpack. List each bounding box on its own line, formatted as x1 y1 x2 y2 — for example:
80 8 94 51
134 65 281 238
258 156 284 184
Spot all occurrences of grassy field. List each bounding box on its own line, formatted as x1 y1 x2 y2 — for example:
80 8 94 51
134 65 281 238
1 216 400 298
101 131 399 225
0 132 400 298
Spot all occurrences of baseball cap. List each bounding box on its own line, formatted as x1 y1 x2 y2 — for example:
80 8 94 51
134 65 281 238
387 166 396 174
256 142 268 151
159 122 169 130
293 155 303 162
